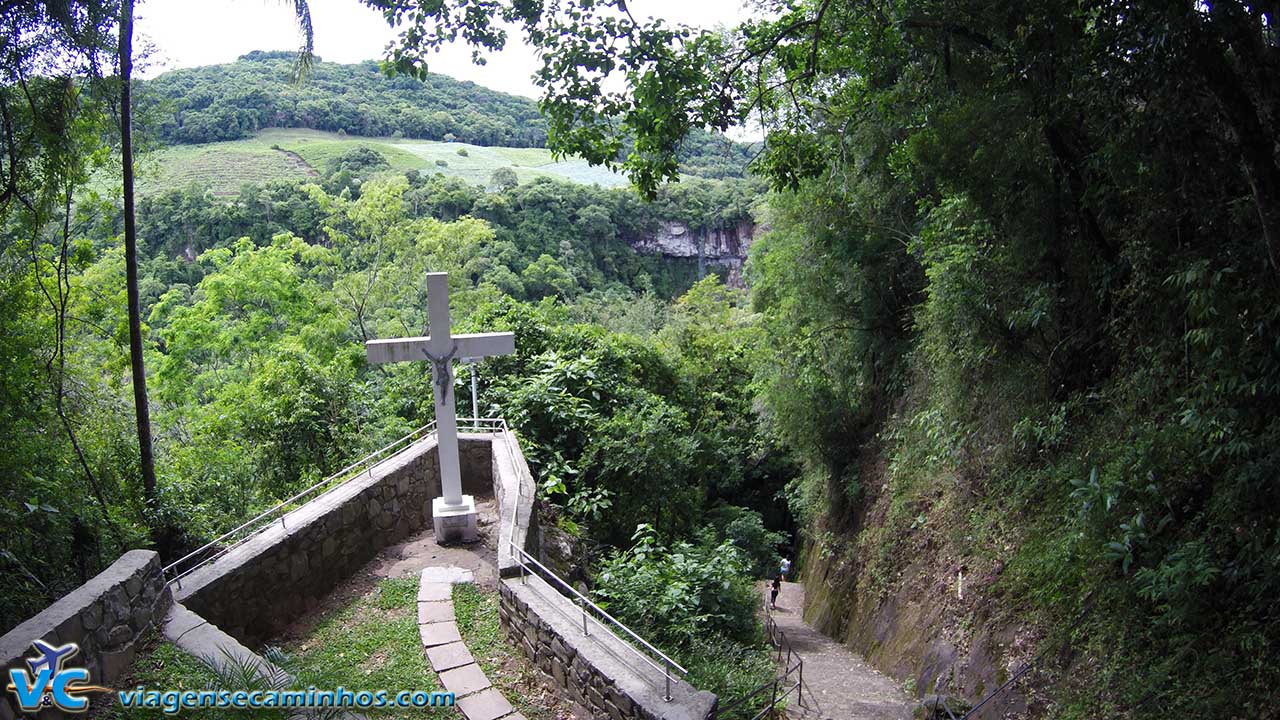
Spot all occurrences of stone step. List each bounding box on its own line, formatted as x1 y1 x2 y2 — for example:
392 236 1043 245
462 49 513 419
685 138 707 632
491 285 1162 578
415 566 525 720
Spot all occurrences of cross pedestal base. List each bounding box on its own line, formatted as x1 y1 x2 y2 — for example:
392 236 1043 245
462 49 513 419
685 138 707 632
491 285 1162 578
432 495 478 544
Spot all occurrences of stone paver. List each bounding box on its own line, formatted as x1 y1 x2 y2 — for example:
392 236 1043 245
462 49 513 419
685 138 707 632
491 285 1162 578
418 601 454 624
440 663 492 696
456 688 514 720
770 581 913 720
422 566 475 584
418 582 452 602
417 566 522 720
419 620 461 647
427 641 475 672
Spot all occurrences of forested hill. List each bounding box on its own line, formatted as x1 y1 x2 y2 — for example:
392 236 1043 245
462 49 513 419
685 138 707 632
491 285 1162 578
141 51 547 146
138 51 754 179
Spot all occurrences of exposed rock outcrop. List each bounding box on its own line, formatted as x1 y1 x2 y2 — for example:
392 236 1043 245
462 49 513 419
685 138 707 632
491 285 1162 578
628 220 759 286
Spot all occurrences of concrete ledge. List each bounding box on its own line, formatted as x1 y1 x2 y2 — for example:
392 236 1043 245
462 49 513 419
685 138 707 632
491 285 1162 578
501 575 716 720
491 431 535 578
162 602 285 687
0 550 171 719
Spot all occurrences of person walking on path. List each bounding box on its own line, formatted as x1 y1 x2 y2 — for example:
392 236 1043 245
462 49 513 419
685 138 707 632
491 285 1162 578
767 580 913 719
780 556 792 582
770 576 781 610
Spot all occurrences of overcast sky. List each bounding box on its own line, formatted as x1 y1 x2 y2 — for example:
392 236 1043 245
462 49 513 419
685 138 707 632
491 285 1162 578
135 0 754 99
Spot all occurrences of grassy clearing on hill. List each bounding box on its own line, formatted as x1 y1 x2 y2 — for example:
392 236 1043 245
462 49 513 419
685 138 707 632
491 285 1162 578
133 133 318 197
131 128 628 198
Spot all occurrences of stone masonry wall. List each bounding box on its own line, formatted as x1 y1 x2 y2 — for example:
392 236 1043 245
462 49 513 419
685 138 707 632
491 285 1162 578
0 550 171 720
175 436 493 646
500 575 716 720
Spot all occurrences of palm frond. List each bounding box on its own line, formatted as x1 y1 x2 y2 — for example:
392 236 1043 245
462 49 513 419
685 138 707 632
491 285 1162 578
280 0 314 82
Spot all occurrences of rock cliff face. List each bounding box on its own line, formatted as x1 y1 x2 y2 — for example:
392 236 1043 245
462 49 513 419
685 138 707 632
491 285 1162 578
800 446 1037 719
629 220 758 286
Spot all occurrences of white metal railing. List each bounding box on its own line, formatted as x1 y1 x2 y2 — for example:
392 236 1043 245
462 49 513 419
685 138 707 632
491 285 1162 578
712 594 805 719
501 434 689 701
508 544 689 701
163 417 507 585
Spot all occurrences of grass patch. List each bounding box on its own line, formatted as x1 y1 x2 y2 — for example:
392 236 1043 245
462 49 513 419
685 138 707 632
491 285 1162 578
102 578 574 720
103 577 447 719
131 142 314 198
452 583 572 720
283 577 445 718
282 136 424 177
98 641 241 720
118 128 630 199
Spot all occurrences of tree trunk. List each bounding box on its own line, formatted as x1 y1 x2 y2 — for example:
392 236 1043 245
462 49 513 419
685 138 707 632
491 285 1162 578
1190 22 1280 279
120 0 158 515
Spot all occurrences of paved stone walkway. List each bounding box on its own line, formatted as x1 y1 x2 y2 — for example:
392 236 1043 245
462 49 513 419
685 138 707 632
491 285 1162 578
769 581 913 720
418 566 527 720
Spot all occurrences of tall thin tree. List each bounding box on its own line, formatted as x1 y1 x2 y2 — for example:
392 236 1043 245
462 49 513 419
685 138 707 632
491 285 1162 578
118 0 157 512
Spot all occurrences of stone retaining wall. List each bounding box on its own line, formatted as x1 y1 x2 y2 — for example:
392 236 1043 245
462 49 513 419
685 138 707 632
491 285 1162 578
174 435 493 645
0 550 171 720
500 575 716 720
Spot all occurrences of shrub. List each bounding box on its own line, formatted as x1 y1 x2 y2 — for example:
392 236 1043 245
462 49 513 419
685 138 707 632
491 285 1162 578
703 506 786 578
456 147 469 157
330 146 389 176
490 166 518 191
435 159 449 167
595 525 760 648
595 525 774 720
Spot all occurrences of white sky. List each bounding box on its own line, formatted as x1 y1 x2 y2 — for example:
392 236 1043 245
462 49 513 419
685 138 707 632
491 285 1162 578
135 0 755 99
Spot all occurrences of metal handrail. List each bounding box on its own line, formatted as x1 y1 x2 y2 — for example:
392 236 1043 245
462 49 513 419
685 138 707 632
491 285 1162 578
500 425 690 700
164 417 508 584
712 591 807 719
508 542 690 700
713 672 801 720
164 411 690 702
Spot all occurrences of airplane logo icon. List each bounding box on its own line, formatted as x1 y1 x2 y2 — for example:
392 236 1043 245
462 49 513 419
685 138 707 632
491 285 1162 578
6 639 112 713
26 640 79 676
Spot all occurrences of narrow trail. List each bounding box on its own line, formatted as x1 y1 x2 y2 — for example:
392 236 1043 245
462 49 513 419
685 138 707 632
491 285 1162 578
769 581 913 720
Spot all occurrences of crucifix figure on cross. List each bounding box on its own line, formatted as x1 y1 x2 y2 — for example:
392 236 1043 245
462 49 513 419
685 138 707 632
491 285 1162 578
366 272 514 543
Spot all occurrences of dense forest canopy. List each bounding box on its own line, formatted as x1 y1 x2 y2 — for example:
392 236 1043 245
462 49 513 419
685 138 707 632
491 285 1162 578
141 51 549 146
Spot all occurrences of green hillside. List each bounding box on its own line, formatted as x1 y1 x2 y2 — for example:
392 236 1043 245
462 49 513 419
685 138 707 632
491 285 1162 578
136 51 754 182
139 50 548 147
135 128 628 197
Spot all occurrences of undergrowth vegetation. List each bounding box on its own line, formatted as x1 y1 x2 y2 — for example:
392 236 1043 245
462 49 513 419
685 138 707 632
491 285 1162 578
748 6 1280 710
594 525 776 719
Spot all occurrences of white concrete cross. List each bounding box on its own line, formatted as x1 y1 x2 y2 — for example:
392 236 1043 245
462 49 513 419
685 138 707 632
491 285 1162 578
365 272 514 542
